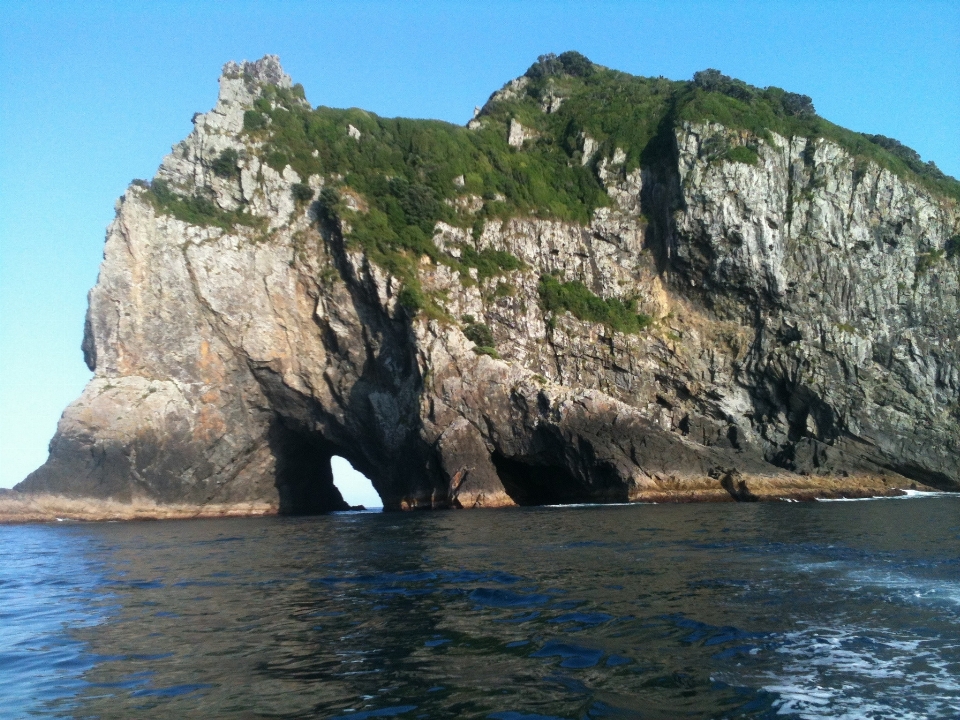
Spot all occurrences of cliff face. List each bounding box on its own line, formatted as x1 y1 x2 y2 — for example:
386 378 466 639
18 56 960 512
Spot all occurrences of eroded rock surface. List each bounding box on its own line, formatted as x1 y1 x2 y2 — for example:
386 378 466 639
17 57 959 513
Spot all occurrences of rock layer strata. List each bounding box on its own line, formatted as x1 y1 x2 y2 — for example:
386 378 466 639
16 56 959 514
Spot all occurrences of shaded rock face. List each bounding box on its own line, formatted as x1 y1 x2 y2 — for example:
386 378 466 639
19 57 959 511
662 124 959 488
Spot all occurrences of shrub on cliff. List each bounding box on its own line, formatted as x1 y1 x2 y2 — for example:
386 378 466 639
459 247 524 281
141 179 262 231
243 109 267 131
864 135 947 181
463 321 494 347
780 91 816 118
390 177 442 235
726 145 760 165
463 321 499 357
211 148 240 179
525 51 596 80
539 274 652 334
946 235 960 259
692 71 814 119
558 51 596 77
315 187 341 225
291 183 314 203
693 69 757 103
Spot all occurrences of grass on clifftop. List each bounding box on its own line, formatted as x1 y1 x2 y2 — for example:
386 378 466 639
130 51 956 324
675 74 959 201
245 83 612 224
243 54 958 238
482 56 959 201
155 51 958 245
232 54 958 321
243 82 606 315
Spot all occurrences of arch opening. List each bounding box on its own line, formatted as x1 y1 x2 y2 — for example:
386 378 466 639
270 420 383 515
331 455 382 510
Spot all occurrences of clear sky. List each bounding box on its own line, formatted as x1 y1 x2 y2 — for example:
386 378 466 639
2 1 958 501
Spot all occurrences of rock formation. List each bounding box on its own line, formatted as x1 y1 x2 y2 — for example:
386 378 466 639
16 54 960 513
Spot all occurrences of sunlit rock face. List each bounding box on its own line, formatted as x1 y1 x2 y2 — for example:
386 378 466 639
18 56 959 512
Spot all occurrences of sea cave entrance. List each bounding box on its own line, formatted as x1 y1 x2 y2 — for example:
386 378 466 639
331 455 382 510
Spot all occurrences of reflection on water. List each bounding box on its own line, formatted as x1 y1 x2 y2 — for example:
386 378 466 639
1 497 958 718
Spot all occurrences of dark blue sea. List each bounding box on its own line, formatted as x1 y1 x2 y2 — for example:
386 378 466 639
1 494 958 719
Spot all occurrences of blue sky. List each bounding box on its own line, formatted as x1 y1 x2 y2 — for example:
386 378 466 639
1 1 958 500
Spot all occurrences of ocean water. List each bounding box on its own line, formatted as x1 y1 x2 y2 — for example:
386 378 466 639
1 495 958 719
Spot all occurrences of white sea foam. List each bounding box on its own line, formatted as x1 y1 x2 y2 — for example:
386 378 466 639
745 531 960 718
788 553 960 611
758 623 960 719
845 568 960 609
817 489 957 503
898 488 952 497
542 502 641 508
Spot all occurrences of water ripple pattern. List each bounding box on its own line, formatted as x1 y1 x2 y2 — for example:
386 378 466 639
0 496 957 718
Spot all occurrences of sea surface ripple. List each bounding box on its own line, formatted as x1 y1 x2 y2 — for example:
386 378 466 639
1 495 958 718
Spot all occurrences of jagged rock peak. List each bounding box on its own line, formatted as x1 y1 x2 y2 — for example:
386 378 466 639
221 55 292 90
200 55 303 135
159 54 305 184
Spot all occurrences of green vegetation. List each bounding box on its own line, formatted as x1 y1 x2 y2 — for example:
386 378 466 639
525 51 596 80
946 235 960 260
146 52 960 318
691 69 815 118
463 321 494 346
491 58 684 174
676 70 959 201
242 82 612 227
211 148 240 179
291 183 314 203
243 109 268 131
238 54 958 286
864 134 950 183
462 321 499 358
538 274 652 334
916 249 945 275
725 145 759 166
240 84 549 316
459 246 525 281
483 57 958 200
136 179 264 231
315 182 524 315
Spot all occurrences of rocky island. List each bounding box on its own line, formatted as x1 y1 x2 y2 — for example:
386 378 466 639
7 53 959 520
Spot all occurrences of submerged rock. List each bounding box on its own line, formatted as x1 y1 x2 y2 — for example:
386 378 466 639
17 55 959 514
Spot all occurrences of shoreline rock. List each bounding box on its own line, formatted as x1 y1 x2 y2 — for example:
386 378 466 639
2 472 939 524
0 492 278 524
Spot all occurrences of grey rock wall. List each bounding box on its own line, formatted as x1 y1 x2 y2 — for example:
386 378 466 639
18 58 959 511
